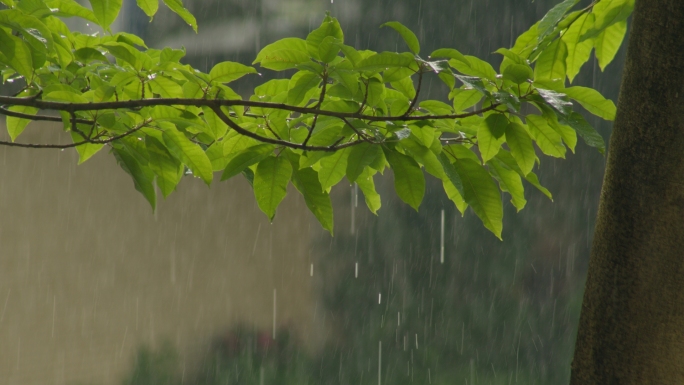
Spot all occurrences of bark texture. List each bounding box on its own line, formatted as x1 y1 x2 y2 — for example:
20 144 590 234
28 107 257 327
570 0 684 383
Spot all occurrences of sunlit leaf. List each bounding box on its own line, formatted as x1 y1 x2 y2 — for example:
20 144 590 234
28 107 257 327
254 156 292 221
477 114 507 163
538 0 579 40
88 0 122 31
318 147 351 191
526 114 566 158
504 122 535 175
221 144 273 181
6 106 38 141
594 20 627 71
563 86 616 120
534 39 567 81
562 12 595 83
209 61 258 84
356 168 381 214
0 28 33 80
382 21 420 54
487 157 526 211
71 130 104 164
162 124 213 185
162 0 197 32
135 0 158 19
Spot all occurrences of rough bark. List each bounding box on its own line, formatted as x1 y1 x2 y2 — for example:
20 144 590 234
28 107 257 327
570 0 684 383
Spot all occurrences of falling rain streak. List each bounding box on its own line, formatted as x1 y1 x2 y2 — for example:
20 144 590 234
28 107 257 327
440 209 445 264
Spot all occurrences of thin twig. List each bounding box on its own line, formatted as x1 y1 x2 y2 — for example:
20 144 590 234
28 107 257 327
302 72 329 147
0 120 149 149
404 69 423 116
210 103 364 152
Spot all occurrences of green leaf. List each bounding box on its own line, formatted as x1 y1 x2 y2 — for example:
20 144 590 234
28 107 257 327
162 0 197 32
356 52 415 71
71 130 104 164
430 48 468 65
253 38 309 71
287 72 320 106
594 20 627 71
149 76 183 98
318 36 341 63
562 111 606 154
504 122 535 175
534 39 567 81
6 106 38 141
495 150 552 200
381 21 420 54
526 114 566 158
306 13 344 60
254 156 292 221
502 64 533 84
209 61 258 84
510 22 540 59
356 168 381 214
18 0 56 17
113 146 156 209
449 56 498 81
221 144 273 181
450 88 482 112
562 12 595 83
563 86 616 120
453 158 503 239
582 0 634 40
536 88 573 116
487 157 526 211
0 28 33 80
385 148 425 211
346 142 382 182
291 165 334 234
477 114 507 163
88 0 122 31
136 0 158 18
390 76 416 100
161 124 213 185
318 147 350 191
146 136 183 198
47 0 99 23
538 0 579 40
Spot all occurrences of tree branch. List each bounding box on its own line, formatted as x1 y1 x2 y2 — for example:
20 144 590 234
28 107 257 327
0 106 94 125
0 95 499 123
404 69 423 116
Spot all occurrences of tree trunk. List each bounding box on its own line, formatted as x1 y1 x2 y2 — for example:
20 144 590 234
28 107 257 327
570 0 684 383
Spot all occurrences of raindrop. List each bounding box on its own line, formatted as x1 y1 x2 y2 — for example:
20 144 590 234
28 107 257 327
272 289 277 339
397 311 400 326
378 293 381 304
440 209 445 263
378 341 382 385
355 262 358 278
415 333 418 349
310 263 314 276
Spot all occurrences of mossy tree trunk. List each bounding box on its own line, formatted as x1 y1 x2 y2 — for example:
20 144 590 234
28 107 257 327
570 0 684 383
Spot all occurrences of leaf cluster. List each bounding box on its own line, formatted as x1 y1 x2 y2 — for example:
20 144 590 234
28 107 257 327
0 0 632 238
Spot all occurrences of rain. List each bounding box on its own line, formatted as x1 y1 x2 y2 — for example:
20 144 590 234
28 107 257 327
0 0 626 384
